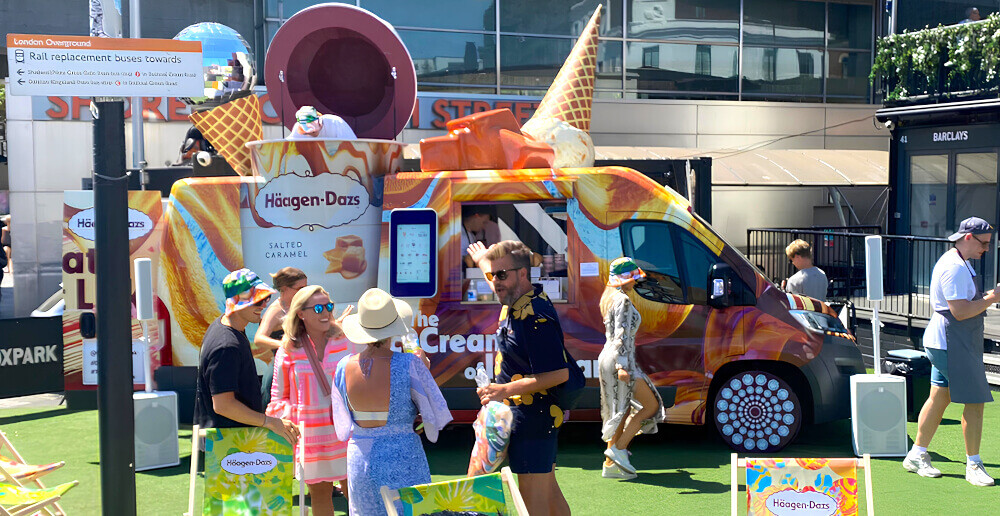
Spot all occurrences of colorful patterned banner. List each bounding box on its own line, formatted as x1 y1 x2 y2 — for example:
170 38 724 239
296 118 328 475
203 427 294 515
746 458 858 516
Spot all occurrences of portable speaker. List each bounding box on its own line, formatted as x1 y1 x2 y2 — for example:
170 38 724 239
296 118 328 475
134 258 154 321
133 391 180 471
80 311 96 339
851 374 907 456
865 235 883 301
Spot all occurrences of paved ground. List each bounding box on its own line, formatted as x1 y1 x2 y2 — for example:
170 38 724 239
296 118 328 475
0 393 65 410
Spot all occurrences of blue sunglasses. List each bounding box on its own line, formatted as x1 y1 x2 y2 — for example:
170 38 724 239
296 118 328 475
308 303 335 314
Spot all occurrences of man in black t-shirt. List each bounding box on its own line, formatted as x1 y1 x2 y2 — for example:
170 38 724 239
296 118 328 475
193 268 298 445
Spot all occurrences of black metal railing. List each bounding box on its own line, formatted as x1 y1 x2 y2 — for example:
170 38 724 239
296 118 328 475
747 227 989 323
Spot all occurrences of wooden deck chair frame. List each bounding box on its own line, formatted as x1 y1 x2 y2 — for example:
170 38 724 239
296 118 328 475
0 489 74 516
186 424 308 516
730 453 874 515
0 430 68 516
380 466 528 516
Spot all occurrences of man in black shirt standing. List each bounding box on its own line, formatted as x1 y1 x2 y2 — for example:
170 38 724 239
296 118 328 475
193 268 299 445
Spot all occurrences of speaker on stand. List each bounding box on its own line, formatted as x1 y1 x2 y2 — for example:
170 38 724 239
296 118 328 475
850 236 908 456
133 258 180 471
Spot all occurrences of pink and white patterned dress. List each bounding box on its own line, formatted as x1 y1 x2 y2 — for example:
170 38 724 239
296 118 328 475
266 335 354 483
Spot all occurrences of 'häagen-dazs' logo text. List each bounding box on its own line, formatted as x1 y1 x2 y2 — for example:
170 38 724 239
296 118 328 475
933 130 968 142
67 207 154 241
764 489 838 516
220 451 279 475
254 173 370 230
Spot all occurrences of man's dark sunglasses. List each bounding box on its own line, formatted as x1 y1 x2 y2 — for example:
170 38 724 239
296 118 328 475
308 303 336 314
485 267 523 282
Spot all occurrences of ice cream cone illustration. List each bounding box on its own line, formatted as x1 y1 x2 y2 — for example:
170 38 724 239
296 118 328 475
189 94 263 176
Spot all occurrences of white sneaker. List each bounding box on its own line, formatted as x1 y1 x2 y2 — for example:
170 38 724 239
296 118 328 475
604 445 636 474
966 460 995 486
902 451 942 478
602 462 636 480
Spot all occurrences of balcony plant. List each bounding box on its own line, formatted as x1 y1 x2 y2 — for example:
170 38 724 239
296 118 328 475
871 14 1000 102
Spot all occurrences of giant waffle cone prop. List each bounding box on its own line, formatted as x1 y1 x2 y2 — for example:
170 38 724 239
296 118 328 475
189 95 263 176
529 5 601 132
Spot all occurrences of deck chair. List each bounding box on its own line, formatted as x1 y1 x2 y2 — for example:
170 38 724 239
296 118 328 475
186 425 308 516
380 466 527 516
731 453 873 515
0 431 70 516
0 480 78 516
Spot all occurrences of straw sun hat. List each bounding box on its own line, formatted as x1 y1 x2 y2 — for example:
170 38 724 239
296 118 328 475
341 288 413 344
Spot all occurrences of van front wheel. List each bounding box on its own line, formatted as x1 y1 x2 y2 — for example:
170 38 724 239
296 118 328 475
713 370 802 453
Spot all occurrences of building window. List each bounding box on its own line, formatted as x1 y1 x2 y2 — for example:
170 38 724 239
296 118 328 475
643 46 660 68
398 30 497 87
262 0 877 104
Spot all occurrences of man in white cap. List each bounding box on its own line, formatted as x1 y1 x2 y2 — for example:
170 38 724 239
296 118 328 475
286 105 357 140
904 216 998 486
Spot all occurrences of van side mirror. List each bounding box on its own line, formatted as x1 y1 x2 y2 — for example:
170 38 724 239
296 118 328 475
708 263 734 309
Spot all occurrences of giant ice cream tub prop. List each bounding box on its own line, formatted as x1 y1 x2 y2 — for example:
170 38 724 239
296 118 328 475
159 3 414 366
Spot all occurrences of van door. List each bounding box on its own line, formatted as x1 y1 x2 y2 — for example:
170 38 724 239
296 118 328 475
618 218 746 425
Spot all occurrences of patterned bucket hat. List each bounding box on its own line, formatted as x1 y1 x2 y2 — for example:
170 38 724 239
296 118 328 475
607 257 645 287
222 268 276 315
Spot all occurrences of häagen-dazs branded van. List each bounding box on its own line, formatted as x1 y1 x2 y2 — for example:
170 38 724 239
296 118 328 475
158 161 864 453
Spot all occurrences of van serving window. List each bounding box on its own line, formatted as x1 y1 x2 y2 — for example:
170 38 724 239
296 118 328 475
461 201 569 303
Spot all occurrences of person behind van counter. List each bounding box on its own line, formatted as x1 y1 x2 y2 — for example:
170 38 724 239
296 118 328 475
254 267 308 408
904 217 998 487
193 268 299 446
468 239 585 516
781 239 828 301
286 105 357 140
461 207 502 268
598 257 666 480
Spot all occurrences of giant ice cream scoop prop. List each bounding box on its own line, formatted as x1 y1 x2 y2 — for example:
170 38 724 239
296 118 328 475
241 3 415 304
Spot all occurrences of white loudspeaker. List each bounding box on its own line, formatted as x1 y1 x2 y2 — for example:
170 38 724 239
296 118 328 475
864 235 883 301
134 391 180 471
851 374 907 457
134 258 154 321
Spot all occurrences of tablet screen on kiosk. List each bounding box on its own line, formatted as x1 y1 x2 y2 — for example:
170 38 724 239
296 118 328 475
389 209 438 298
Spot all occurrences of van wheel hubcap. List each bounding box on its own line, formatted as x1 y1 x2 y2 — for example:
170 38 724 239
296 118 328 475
713 370 801 453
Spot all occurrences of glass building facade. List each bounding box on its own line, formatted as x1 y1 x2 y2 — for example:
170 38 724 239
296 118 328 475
264 0 877 103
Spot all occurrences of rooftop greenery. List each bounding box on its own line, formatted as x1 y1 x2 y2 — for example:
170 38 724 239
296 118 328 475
871 14 1000 102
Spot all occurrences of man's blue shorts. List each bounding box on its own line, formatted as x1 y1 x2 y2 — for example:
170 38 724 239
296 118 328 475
925 347 949 388
507 403 562 474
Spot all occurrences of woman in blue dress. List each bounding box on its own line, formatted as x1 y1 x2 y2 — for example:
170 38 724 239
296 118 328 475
330 288 452 516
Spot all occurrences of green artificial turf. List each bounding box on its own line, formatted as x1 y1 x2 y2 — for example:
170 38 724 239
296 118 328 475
2 398 999 515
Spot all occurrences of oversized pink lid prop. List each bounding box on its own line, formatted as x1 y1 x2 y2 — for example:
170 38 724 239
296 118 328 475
264 3 417 140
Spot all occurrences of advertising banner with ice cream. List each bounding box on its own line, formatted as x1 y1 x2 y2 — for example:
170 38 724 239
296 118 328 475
62 190 165 391
746 458 859 515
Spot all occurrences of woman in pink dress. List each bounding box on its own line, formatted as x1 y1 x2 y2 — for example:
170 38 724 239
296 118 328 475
267 285 353 515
